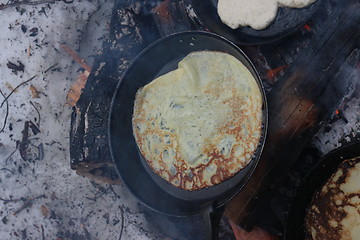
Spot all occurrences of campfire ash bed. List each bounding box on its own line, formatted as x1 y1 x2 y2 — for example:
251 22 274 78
0 0 359 239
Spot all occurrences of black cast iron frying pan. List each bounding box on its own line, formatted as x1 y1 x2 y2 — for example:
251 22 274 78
191 0 321 45
109 31 268 239
285 140 360 239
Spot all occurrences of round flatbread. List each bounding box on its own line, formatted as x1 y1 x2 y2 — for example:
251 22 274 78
132 51 263 191
217 0 279 30
217 0 317 30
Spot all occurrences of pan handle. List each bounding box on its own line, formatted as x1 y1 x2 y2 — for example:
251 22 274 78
201 204 225 240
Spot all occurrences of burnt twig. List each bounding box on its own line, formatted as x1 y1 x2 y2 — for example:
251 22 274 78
37 143 44 160
84 196 97 202
0 89 9 133
0 75 37 108
19 121 30 161
29 119 40 134
45 140 62 146
5 137 39 163
4 147 18 163
41 225 45 240
0 197 26 204
7 61 25 74
44 63 58 74
60 44 91 72
13 200 33 215
38 7 48 18
109 185 121 199
118 206 124 240
85 186 111 202
13 194 46 215
0 168 14 174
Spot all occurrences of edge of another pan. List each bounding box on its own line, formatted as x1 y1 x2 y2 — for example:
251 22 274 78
284 140 360 239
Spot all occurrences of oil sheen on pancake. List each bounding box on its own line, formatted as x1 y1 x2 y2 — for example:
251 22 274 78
306 157 360 240
217 0 317 30
132 51 263 191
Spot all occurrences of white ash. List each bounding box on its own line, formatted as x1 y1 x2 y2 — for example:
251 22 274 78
0 1 154 239
186 6 196 19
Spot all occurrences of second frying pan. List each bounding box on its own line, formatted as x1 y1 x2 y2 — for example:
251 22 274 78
285 140 360 239
191 0 321 45
109 31 268 239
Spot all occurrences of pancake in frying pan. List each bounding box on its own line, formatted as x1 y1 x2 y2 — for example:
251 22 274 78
132 51 263 191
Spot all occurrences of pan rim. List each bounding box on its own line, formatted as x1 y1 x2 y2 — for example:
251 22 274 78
284 140 360 239
108 30 268 215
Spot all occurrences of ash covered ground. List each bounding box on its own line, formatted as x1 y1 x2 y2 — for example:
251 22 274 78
0 1 157 239
1 1 358 239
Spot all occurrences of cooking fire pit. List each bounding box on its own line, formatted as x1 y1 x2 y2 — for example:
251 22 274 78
70 0 360 238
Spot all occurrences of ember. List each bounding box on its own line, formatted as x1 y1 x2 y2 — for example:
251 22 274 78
266 65 288 84
303 24 311 31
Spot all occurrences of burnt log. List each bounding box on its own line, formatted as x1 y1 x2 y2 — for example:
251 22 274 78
70 0 161 184
70 0 196 184
224 0 360 231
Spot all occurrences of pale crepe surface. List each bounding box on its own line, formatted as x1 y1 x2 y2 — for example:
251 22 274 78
132 51 263 191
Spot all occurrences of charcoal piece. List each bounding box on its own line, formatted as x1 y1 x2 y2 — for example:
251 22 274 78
70 1 161 185
28 121 40 135
29 27 38 37
19 121 29 161
7 61 24 74
21 25 27 33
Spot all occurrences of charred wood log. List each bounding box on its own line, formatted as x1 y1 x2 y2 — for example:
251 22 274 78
70 0 196 185
70 0 161 184
224 0 360 231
